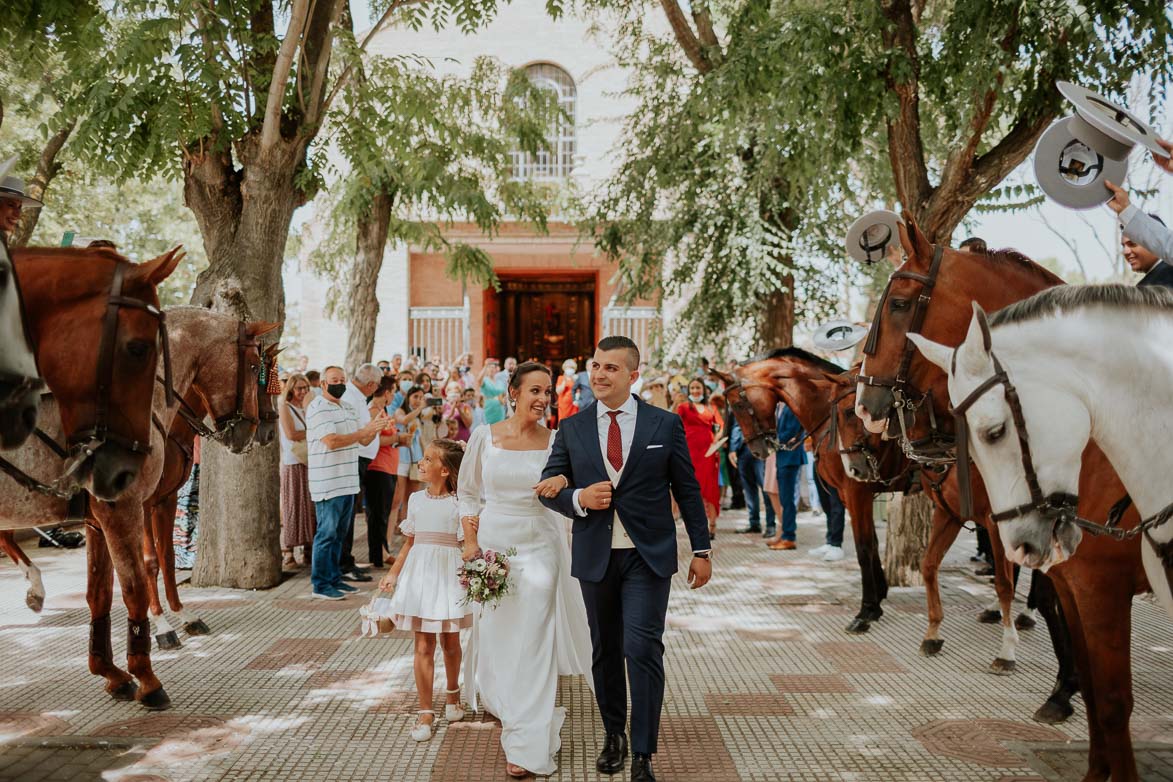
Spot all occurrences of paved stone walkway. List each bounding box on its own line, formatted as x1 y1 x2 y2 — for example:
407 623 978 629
0 508 1170 781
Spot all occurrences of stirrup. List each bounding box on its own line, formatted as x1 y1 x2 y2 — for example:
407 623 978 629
444 688 465 722
411 710 435 742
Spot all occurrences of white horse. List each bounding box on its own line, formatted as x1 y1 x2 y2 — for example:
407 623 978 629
909 285 1173 620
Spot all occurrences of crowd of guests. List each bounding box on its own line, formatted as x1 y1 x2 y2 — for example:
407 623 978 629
276 351 847 599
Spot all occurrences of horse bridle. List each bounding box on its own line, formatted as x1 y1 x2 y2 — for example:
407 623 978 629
827 384 915 488
724 379 781 453
859 244 956 466
61 261 174 480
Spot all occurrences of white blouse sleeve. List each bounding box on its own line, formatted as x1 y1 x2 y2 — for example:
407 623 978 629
399 492 416 537
458 426 487 519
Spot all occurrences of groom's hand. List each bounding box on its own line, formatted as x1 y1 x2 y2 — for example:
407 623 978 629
579 481 613 511
688 556 712 589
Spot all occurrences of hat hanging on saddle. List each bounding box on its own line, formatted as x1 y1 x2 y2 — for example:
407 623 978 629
0 170 43 207
845 209 904 264
812 319 869 352
1033 116 1129 210
1058 81 1164 159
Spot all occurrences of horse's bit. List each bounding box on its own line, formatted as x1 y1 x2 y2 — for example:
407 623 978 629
859 244 956 466
828 385 913 488
0 260 174 499
724 379 781 454
950 349 1173 570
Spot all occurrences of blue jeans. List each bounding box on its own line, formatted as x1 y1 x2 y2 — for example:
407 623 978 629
311 494 355 593
775 464 801 541
736 449 775 531
813 460 845 547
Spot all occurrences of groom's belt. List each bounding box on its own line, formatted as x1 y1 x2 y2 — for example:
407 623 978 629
414 532 460 548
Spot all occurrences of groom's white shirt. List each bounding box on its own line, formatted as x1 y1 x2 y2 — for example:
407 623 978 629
572 394 638 548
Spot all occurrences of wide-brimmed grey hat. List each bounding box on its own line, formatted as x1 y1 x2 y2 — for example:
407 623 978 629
0 173 42 207
845 209 904 264
812 319 869 352
1058 81 1164 158
1033 115 1128 210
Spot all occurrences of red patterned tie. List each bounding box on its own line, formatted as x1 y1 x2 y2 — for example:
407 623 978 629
606 411 624 472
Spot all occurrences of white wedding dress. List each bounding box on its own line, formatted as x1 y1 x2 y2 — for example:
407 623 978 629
458 424 593 775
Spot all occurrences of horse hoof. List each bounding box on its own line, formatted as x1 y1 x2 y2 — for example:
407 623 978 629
26 592 44 613
989 658 1017 675
155 631 182 650
139 687 171 711
183 619 211 636
977 609 1002 624
919 639 944 656
1032 698 1074 724
109 681 139 701
1014 613 1037 631
845 618 871 635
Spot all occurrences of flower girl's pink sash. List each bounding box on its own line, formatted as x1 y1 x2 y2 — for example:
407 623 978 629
413 531 459 548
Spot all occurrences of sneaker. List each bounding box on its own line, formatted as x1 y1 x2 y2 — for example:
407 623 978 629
762 528 776 538
311 589 345 601
343 569 373 583
809 544 830 558
822 546 845 562
335 582 359 593
735 526 763 535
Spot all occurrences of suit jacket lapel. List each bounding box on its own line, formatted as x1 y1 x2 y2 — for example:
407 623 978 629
573 402 607 479
618 398 661 487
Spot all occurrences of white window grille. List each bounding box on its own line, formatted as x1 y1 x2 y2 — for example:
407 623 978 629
409 305 469 363
602 306 660 360
510 63 577 181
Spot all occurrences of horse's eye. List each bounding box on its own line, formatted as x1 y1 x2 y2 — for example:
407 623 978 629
126 339 152 359
982 423 1006 444
889 298 910 312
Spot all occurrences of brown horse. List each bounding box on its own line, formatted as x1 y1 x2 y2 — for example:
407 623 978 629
718 351 913 634
12 246 183 498
85 307 274 708
853 217 1148 781
828 373 1080 723
143 342 280 649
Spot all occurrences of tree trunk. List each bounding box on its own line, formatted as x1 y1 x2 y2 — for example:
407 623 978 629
756 272 794 350
343 188 394 372
10 120 75 247
884 492 932 587
187 137 299 589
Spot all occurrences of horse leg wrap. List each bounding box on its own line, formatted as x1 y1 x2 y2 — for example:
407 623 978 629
128 618 152 656
90 614 113 661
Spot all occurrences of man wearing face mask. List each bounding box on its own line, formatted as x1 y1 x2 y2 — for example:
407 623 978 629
305 366 389 600
341 363 384 576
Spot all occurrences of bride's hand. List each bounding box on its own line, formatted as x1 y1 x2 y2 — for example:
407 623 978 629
534 475 569 498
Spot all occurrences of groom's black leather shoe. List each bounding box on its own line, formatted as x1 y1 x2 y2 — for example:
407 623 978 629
596 732 627 774
631 753 656 782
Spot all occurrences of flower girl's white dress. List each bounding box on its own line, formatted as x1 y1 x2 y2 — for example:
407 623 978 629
385 491 472 633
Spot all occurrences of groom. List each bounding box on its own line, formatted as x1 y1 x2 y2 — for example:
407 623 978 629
541 336 712 782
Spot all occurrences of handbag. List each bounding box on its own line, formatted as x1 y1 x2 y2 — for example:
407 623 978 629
290 407 309 466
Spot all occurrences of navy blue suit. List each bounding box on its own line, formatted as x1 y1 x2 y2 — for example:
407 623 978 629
1138 260 1173 289
541 396 710 755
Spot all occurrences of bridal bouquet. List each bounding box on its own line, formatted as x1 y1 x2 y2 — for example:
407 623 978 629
458 548 517 609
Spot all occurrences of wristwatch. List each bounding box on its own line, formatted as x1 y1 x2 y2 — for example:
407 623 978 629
694 551 711 560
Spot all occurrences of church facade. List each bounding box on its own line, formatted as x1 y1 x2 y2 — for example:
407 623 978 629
294 2 660 369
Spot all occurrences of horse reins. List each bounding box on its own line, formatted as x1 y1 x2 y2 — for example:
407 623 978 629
724 379 781 454
859 244 957 466
950 349 1173 569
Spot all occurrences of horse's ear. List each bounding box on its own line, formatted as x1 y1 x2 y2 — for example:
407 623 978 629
973 301 992 352
247 321 281 338
949 304 994 377
136 245 185 286
708 367 734 386
907 333 953 374
898 215 933 269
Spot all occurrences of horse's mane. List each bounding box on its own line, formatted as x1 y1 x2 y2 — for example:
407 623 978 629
11 246 132 265
968 247 1066 286
989 284 1173 328
742 346 846 375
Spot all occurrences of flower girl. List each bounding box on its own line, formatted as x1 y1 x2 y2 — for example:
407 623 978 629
378 439 472 741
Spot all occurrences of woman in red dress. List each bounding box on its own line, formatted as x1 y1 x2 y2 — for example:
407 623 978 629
556 358 579 424
676 378 720 536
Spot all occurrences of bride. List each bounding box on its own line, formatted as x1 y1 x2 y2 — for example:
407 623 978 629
458 361 593 778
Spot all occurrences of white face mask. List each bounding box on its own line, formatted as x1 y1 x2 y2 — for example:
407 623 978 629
688 393 704 404
399 380 413 393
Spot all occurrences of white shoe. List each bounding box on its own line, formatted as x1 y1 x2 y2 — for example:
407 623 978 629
809 544 830 558
445 688 465 722
411 711 435 742
822 546 845 562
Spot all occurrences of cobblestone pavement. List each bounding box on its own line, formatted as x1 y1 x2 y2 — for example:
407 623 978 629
0 508 1170 781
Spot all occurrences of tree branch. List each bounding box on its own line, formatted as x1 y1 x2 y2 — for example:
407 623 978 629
11 119 76 247
880 0 931 222
301 0 346 131
659 0 711 74
260 0 310 152
691 2 722 66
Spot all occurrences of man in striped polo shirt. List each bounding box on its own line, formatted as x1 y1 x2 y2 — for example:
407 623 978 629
306 366 389 600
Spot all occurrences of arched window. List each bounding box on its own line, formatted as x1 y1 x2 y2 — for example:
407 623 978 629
511 63 577 181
